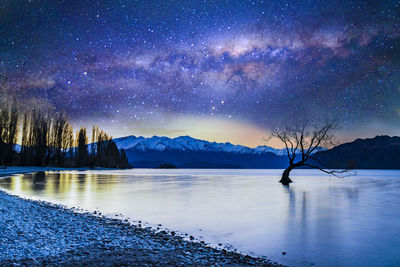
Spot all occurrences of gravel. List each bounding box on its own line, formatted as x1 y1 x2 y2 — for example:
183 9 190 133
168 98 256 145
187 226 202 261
0 169 283 266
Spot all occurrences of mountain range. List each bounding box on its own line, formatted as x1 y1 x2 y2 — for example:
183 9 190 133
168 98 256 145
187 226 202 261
113 135 292 155
112 135 400 169
112 135 325 168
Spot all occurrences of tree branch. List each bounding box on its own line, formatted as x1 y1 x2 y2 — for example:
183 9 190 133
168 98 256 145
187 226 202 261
303 163 350 177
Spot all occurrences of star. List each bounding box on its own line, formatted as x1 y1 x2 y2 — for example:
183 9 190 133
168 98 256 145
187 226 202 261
1 0 399 146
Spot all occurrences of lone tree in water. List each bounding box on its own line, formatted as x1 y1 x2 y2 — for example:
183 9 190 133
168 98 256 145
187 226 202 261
270 119 348 185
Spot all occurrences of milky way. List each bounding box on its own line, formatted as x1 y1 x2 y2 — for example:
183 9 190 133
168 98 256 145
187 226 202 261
1 1 400 146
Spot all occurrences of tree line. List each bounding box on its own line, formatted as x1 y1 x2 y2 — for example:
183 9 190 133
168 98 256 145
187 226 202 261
0 99 130 168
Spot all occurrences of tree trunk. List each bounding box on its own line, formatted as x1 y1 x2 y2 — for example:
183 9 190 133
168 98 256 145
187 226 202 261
280 166 293 185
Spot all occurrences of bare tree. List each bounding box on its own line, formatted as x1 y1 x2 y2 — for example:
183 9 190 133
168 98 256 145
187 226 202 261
91 125 99 155
270 119 349 185
4 99 19 164
20 112 30 165
62 122 74 165
0 98 19 164
52 112 68 165
30 109 50 166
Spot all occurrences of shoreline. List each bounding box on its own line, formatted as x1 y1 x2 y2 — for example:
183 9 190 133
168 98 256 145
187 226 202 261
0 166 115 178
0 167 282 266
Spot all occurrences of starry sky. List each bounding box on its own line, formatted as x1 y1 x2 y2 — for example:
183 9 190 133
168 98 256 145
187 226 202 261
1 0 400 147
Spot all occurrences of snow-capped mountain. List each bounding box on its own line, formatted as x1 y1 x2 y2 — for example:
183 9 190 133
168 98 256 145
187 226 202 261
253 145 289 156
114 135 255 153
253 145 327 156
112 135 287 168
113 135 325 156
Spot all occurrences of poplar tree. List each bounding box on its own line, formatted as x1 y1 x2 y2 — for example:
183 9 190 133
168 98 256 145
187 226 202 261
77 127 88 166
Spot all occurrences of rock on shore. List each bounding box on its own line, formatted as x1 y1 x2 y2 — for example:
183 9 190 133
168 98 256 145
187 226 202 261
0 187 282 266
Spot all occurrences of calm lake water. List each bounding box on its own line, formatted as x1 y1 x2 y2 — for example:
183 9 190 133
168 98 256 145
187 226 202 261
1 169 400 266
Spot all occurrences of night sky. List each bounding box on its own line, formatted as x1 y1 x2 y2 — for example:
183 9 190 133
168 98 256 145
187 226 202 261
1 0 400 147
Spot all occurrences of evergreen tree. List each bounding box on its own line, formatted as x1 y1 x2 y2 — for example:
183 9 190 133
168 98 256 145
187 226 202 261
119 149 131 169
76 127 88 166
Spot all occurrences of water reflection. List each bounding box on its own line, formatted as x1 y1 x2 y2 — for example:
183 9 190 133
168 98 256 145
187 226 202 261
1 169 400 266
0 171 120 199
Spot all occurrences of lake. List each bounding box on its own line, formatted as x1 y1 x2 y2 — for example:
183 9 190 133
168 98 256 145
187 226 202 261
1 169 400 266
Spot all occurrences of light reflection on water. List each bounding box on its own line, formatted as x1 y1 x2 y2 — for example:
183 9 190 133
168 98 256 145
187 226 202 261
1 169 400 267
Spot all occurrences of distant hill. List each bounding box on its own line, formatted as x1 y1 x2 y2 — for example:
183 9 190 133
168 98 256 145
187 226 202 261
312 135 400 169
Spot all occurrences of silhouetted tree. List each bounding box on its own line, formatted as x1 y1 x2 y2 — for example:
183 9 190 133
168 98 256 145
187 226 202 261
4 99 18 164
20 112 30 165
97 130 109 164
0 101 9 164
104 140 120 168
119 149 130 169
0 98 19 165
51 112 68 165
62 123 74 166
91 125 99 155
76 127 88 166
30 109 50 166
0 90 129 168
270 119 349 185
89 126 131 168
